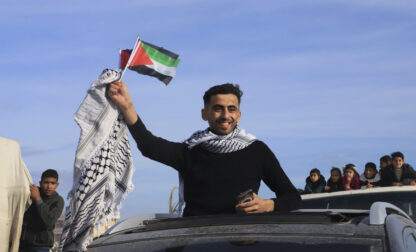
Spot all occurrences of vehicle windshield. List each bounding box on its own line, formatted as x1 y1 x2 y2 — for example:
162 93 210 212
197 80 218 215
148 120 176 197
300 191 416 221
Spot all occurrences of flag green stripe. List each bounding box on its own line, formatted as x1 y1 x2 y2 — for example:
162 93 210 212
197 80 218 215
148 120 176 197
142 41 179 59
142 43 180 68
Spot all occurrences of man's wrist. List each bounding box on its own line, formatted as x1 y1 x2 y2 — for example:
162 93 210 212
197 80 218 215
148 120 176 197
122 106 138 125
267 199 275 212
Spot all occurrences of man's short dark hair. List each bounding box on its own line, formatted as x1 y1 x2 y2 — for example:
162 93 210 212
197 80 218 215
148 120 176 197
365 162 377 172
41 169 59 181
391 151 404 160
203 83 243 106
310 168 320 176
380 155 392 163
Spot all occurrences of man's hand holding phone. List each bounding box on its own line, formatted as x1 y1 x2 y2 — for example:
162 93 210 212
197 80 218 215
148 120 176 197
235 190 275 214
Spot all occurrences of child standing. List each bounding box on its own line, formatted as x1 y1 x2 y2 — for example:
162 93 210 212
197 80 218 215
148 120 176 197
304 168 326 194
360 162 380 189
324 167 344 192
342 164 360 190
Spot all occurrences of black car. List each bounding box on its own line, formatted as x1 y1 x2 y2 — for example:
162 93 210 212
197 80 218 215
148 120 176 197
88 197 416 251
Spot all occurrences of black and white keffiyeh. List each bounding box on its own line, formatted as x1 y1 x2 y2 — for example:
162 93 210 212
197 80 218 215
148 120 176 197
176 126 257 213
184 126 257 153
59 69 135 251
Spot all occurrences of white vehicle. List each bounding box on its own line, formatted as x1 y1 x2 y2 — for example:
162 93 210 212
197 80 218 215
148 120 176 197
88 186 416 252
300 186 416 222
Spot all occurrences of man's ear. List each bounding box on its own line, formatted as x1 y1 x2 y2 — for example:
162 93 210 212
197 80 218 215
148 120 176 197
201 108 208 121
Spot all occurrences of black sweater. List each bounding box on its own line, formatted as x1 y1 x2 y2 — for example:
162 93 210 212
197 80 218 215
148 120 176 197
20 190 64 247
128 116 300 216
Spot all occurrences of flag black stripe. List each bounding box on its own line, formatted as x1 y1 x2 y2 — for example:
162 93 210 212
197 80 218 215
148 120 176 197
129 65 173 85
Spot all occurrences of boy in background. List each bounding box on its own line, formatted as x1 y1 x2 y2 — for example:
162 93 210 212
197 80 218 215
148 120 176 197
19 169 64 252
324 167 344 192
381 152 416 186
379 155 392 176
304 168 326 194
360 162 380 189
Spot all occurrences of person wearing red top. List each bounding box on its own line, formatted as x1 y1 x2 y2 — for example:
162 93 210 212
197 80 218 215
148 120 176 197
342 164 360 190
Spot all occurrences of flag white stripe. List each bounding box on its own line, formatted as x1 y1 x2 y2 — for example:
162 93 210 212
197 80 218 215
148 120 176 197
146 59 177 77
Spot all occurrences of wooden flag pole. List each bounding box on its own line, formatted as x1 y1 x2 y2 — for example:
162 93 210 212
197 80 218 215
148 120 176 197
120 35 141 80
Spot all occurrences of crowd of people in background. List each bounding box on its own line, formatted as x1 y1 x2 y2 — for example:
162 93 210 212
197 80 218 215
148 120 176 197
301 151 416 194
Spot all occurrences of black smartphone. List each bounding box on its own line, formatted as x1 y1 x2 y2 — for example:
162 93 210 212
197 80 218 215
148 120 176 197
237 189 254 204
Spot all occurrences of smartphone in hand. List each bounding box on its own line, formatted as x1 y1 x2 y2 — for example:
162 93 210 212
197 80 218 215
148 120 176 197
237 189 254 204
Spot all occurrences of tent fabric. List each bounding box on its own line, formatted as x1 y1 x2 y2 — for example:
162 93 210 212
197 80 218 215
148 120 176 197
0 137 33 252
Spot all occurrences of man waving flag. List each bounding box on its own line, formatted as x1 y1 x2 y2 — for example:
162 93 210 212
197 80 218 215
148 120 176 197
120 38 180 85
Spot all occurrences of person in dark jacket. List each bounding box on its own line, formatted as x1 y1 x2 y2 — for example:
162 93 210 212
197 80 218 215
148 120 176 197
379 155 392 176
304 168 326 194
380 152 416 187
19 169 64 252
324 167 344 192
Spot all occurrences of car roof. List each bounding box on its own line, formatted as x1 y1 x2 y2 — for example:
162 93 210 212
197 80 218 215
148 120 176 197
90 210 391 251
99 203 408 238
103 211 363 236
89 195 416 251
301 185 416 200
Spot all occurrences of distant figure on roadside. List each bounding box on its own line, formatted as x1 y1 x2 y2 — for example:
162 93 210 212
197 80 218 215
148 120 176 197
342 164 360 190
19 169 64 252
303 168 326 194
324 167 344 192
360 162 380 189
380 152 416 187
379 155 392 176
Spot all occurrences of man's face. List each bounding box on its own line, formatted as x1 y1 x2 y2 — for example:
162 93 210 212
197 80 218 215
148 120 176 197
40 177 59 196
393 157 404 169
202 94 241 135
364 168 376 179
310 173 319 183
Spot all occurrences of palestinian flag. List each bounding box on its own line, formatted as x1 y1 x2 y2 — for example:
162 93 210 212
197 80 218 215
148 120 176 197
120 40 180 85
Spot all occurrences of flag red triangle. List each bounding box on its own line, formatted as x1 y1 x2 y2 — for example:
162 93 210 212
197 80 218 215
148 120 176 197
130 43 153 66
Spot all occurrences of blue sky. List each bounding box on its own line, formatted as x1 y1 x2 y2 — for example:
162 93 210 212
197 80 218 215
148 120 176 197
1 0 416 219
